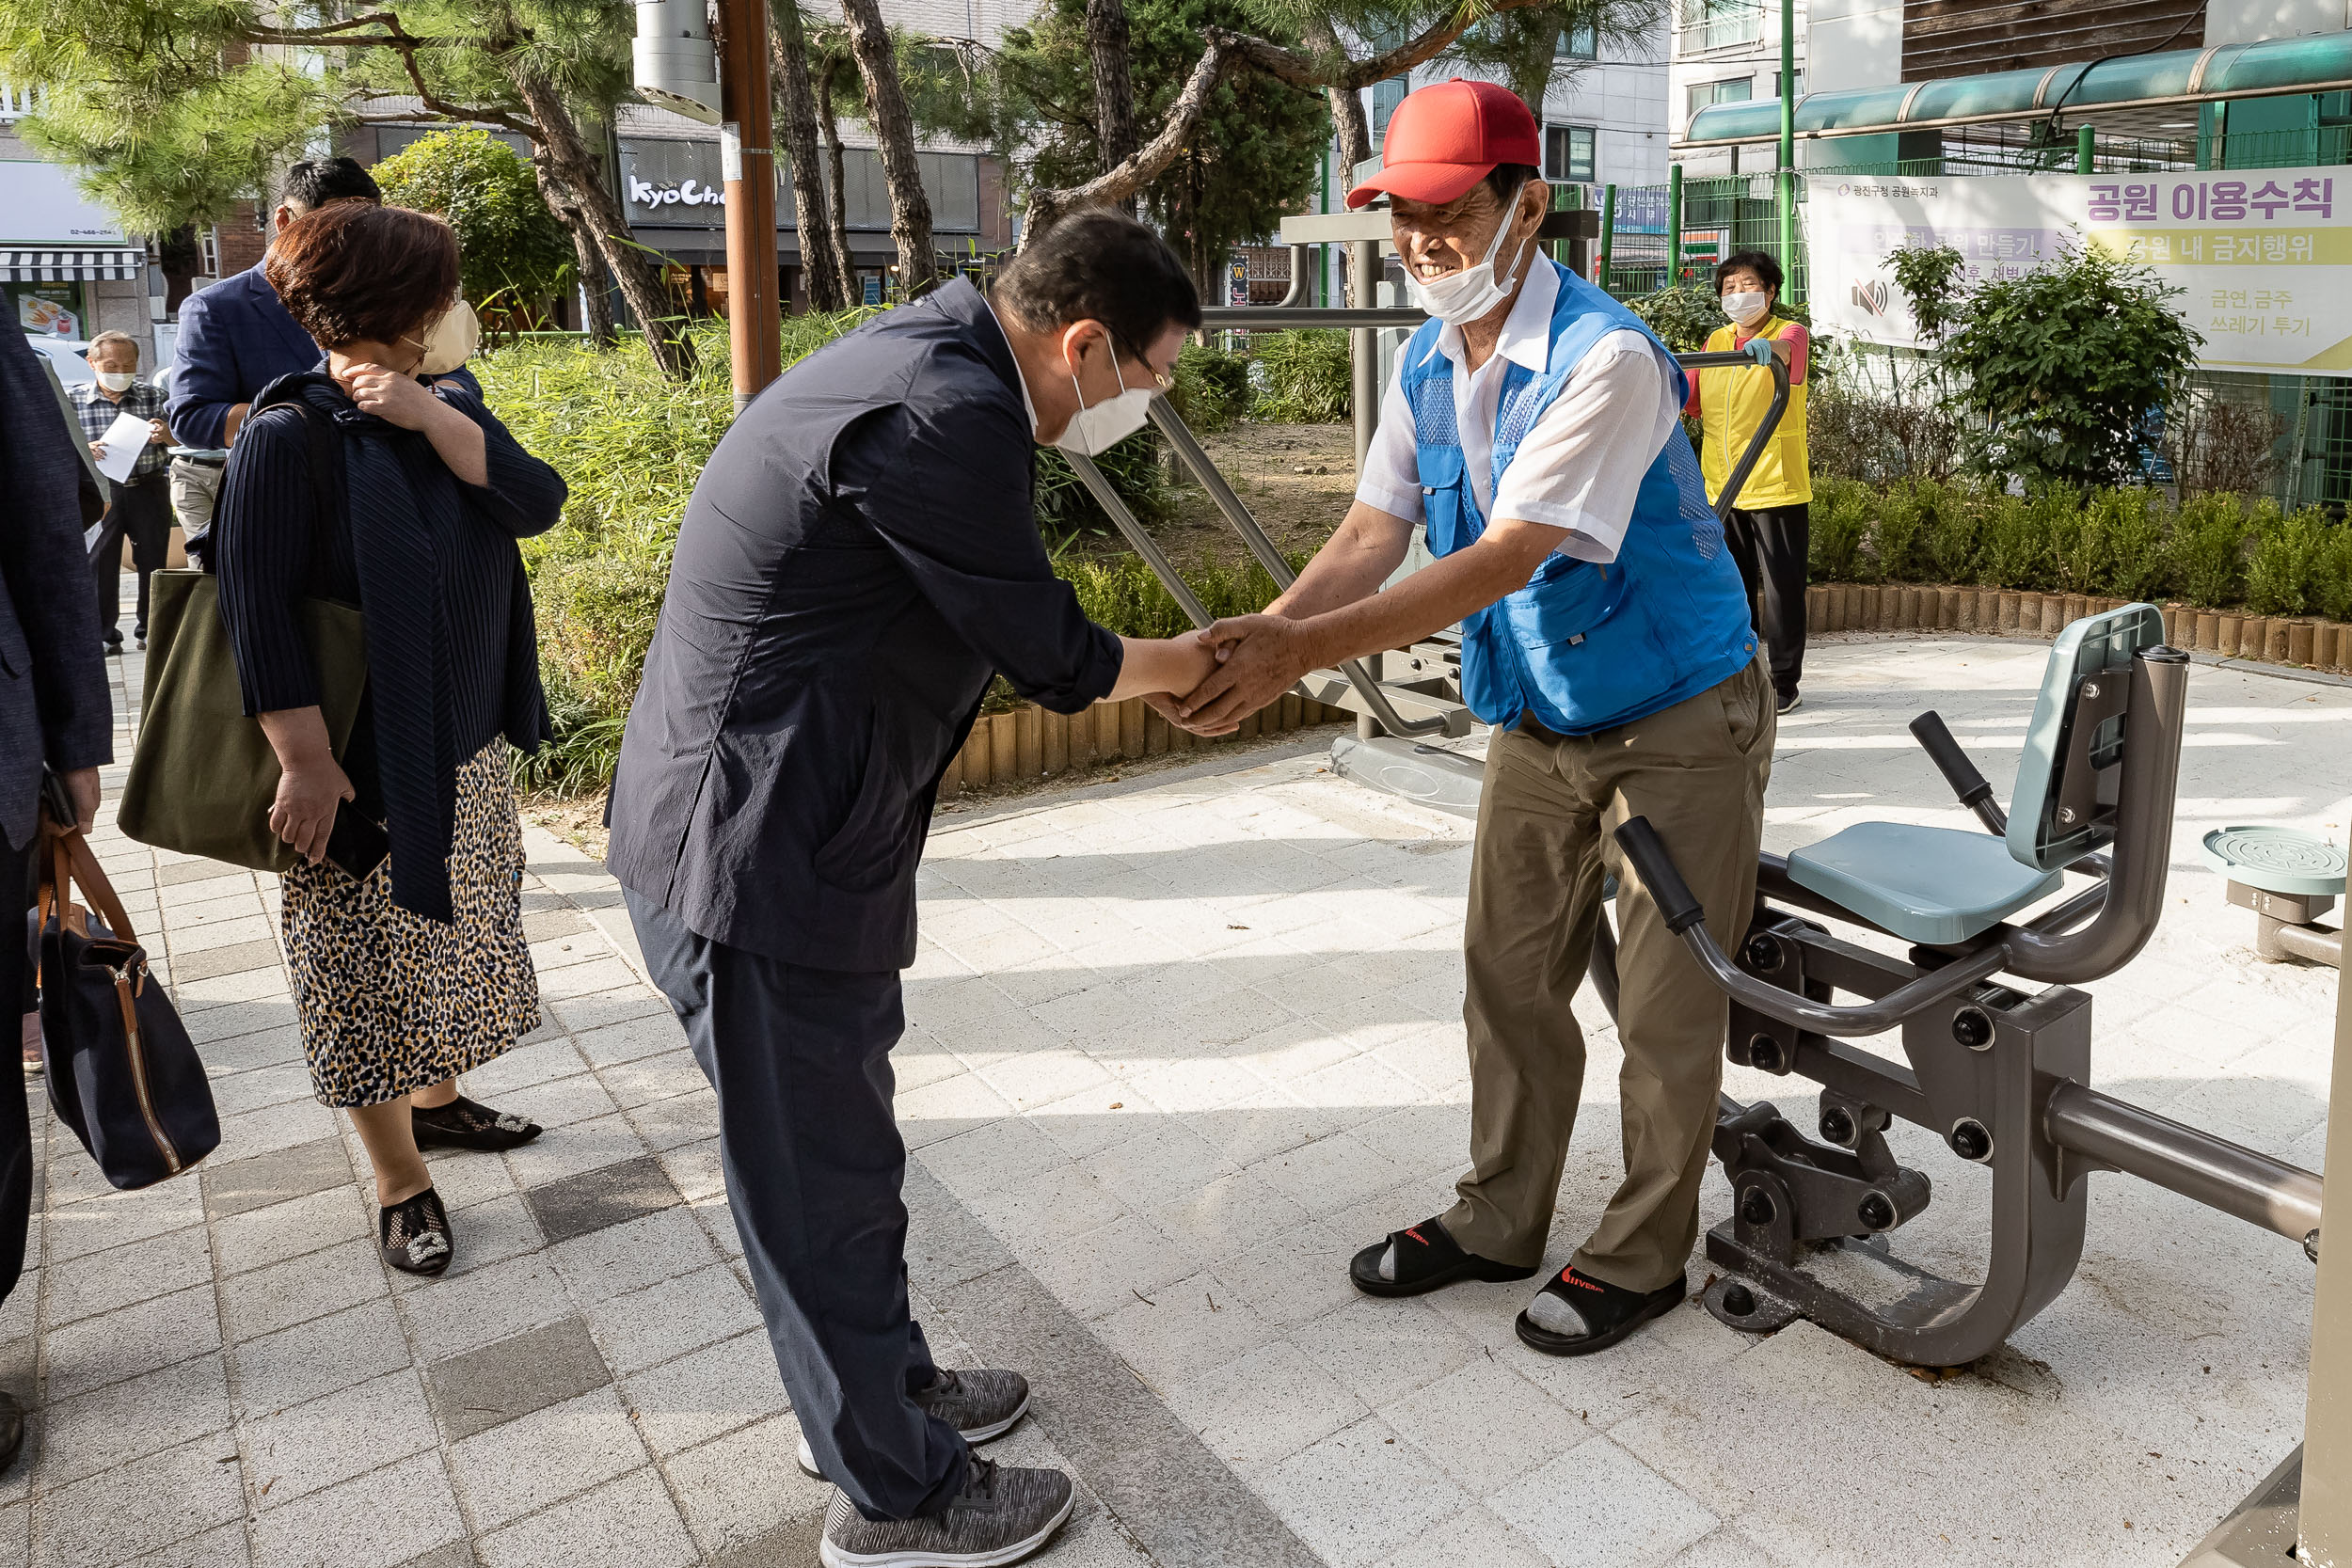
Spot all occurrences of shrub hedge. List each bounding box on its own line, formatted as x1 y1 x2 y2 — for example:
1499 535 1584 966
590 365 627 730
1807 475 2352 619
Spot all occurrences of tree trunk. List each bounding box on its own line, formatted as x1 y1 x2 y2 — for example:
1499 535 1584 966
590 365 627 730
1327 87 1369 305
561 203 619 344
771 2 847 311
817 57 861 303
1085 0 1136 207
835 0 936 294
513 71 695 381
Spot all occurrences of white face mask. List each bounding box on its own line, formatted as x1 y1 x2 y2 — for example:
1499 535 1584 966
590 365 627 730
1723 290 1772 326
94 369 138 392
1055 336 1155 457
404 297 480 376
1407 184 1533 327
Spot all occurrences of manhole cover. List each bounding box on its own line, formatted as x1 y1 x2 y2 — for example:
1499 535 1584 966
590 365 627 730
2201 825 2349 896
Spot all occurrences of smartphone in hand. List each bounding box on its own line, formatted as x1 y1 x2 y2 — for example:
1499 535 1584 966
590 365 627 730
324 802 390 882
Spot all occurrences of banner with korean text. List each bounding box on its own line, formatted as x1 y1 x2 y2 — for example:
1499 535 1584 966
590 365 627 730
1808 168 2347 375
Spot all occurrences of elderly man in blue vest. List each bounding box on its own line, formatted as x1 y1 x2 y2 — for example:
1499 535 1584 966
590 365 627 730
1174 79 1772 1356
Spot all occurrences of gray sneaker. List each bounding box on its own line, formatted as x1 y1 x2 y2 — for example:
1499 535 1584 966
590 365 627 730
799 1369 1030 1480
818 1455 1074 1568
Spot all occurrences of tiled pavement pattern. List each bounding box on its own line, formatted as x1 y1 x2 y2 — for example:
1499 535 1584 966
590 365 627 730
10 625 2345 1567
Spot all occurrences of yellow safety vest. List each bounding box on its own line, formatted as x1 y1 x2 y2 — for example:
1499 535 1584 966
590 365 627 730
1697 317 1810 509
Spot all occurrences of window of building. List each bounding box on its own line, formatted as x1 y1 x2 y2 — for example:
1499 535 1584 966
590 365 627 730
1687 76 1754 120
1545 125 1597 183
1679 0 1761 52
1371 78 1409 148
1773 69 1804 99
1557 19 1597 58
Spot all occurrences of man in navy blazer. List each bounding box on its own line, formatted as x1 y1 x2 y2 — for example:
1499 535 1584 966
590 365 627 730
0 323 112 1468
610 212 1215 1568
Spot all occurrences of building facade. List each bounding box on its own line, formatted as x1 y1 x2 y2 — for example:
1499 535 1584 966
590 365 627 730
0 85 162 366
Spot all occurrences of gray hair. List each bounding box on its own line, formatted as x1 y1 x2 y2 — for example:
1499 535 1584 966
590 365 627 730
87 330 139 362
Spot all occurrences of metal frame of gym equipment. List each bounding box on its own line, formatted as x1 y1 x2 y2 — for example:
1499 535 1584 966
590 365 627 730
1060 206 1788 813
1588 609 2325 1372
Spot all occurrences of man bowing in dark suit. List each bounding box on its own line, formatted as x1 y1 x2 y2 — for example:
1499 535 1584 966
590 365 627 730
0 324 114 1467
609 211 1212 1568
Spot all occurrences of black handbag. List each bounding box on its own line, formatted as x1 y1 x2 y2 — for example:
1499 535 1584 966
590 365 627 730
31 777 219 1189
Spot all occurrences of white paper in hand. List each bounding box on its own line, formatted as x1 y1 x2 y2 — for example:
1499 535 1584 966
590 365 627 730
93 409 151 483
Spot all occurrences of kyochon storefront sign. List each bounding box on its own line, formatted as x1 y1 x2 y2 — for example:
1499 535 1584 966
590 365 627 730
1811 166 2350 376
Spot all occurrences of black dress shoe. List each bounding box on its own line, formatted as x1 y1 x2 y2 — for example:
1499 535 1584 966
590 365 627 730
1348 1215 1540 1298
411 1095 542 1151
1515 1265 1687 1356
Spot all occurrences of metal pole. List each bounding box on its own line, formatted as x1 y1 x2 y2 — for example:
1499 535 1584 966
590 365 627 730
1597 182 1617 292
717 0 781 412
1350 239 1380 470
1668 162 1684 285
1777 0 1796 281
2076 123 2096 174
1319 151 1331 309
2300 956 2352 1562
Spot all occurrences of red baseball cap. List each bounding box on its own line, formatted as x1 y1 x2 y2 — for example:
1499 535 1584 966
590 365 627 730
1346 79 1543 210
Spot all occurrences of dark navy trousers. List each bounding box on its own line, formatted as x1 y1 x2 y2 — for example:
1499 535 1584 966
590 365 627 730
627 891 967 1521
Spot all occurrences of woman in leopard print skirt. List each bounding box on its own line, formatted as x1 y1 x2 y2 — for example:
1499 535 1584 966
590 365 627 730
208 202 565 1277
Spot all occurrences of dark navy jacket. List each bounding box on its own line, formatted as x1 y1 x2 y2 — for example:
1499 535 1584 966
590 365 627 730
0 329 111 850
167 260 482 450
606 279 1123 971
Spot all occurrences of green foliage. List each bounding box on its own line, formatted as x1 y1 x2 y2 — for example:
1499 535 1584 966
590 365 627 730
1938 241 2203 490
1036 438 1172 536
1976 494 2046 590
1171 340 1251 433
1883 242 1966 344
980 0 1327 287
1867 480 1938 583
1058 553 1287 641
2100 487 2170 603
1250 329 1351 423
1808 476 1872 582
2313 527 2352 623
2247 503 2329 616
373 128 575 325
1922 483 1982 583
2170 492 2252 607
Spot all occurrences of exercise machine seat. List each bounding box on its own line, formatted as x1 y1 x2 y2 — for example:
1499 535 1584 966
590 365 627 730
1787 822 2063 944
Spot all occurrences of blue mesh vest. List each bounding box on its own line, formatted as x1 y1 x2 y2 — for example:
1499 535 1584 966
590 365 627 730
1403 260 1756 735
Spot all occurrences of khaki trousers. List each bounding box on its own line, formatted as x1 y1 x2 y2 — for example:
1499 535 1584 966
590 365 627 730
1442 657 1774 1291
169 457 223 536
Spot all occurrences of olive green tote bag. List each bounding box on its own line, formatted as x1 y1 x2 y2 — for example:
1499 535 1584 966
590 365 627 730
117 399 370 873
116 571 369 874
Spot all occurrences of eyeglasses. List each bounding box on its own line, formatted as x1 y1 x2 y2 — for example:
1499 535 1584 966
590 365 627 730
1114 333 1178 393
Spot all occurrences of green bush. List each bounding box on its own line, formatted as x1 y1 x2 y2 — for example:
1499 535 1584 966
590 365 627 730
2170 492 2251 607
1171 340 1250 433
2312 527 2352 622
2101 487 2170 601
1868 480 1937 582
1251 329 1351 422
2247 503 2328 616
1976 494 2045 589
1809 476 1873 582
1923 483 1983 583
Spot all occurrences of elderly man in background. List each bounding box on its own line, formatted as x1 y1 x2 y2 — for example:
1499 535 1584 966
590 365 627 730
70 331 173 650
0 325 113 1465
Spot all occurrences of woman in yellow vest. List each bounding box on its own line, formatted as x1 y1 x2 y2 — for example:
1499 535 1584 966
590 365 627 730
1686 250 1810 714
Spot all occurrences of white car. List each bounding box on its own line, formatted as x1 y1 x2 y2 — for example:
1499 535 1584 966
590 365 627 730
24 336 94 388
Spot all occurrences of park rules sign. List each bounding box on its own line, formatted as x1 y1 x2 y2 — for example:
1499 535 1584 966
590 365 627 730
1810 167 2348 376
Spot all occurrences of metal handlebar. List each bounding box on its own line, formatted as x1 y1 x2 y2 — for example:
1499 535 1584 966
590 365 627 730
1672 347 1791 527
1909 711 2008 835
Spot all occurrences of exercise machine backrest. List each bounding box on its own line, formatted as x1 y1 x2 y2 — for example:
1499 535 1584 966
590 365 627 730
2007 602 2169 872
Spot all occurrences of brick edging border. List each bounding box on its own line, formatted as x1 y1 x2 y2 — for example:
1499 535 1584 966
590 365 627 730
941 692 1346 798
1807 582 2351 670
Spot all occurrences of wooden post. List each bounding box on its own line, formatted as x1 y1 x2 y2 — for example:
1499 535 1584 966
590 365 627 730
716 0 780 412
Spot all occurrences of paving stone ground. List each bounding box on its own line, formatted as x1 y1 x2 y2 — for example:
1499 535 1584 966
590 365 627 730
9 622 2344 1568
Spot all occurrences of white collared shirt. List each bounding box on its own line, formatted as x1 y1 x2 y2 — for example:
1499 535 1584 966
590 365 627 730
1354 259 1684 563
